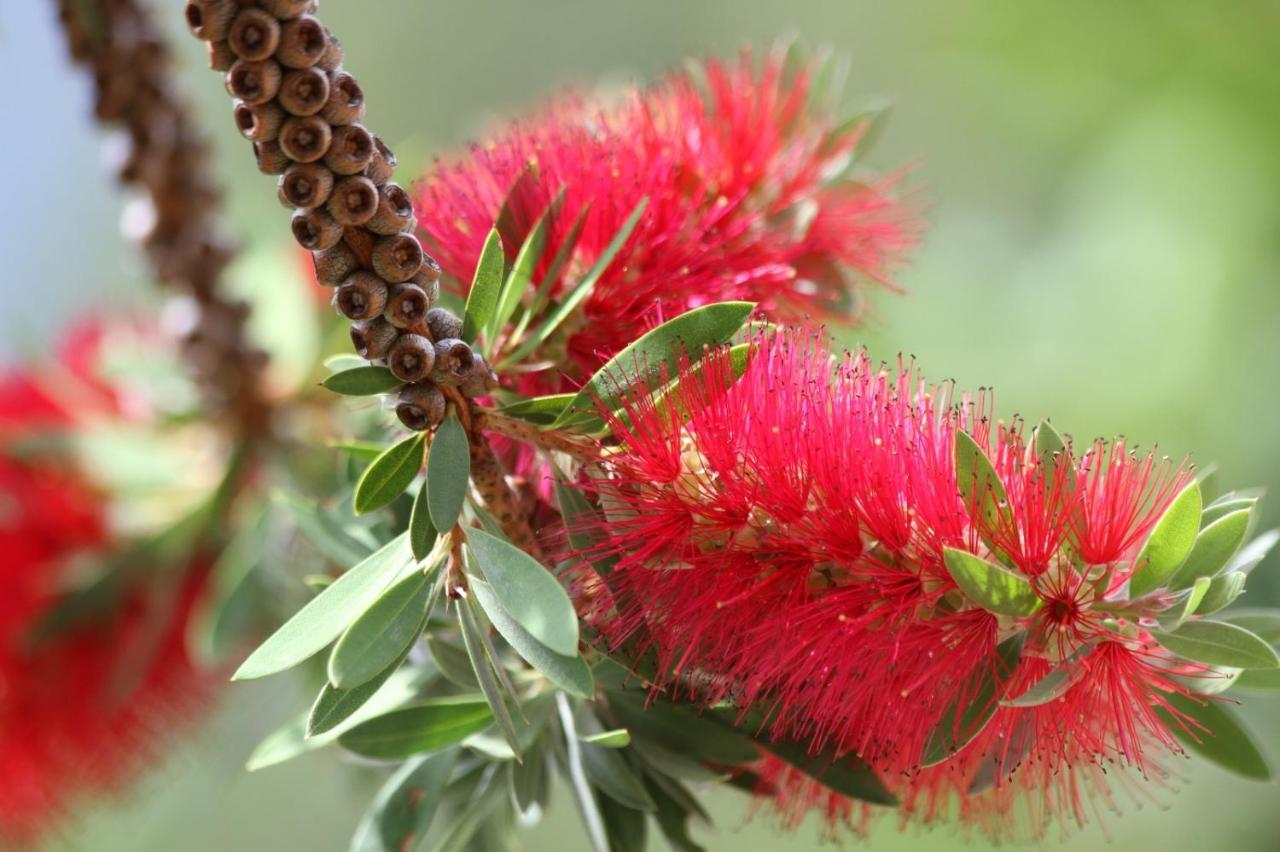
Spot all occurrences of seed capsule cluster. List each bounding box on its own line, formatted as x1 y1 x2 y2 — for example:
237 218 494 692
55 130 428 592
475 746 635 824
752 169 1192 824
184 0 495 431
56 0 271 435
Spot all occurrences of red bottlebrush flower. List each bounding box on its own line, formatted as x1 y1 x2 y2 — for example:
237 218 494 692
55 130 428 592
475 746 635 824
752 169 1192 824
574 329 1214 839
0 336 210 846
416 47 917 387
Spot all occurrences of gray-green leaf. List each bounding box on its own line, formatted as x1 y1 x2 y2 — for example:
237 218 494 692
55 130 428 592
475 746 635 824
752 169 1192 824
1168 508 1251 590
943 547 1041 616
1151 620 1280 669
349 749 459 852
323 366 403 396
462 228 506 343
1130 482 1202 596
328 567 434 688
922 632 1025 766
470 576 593 698
426 413 470 530
354 433 424 516
409 477 439 562
465 527 579 656
1157 692 1273 780
339 697 495 760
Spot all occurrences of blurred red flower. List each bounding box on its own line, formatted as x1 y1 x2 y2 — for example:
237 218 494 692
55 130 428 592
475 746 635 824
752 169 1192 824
0 329 210 845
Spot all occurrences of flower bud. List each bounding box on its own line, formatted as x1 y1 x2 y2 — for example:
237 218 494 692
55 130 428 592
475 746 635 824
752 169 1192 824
321 72 365 126
459 354 498 398
430 338 475 386
253 140 290 175
335 271 388 320
322 124 374 176
366 136 396 185
278 162 334 209
396 383 447 432
387 333 437 383
385 282 432 329
276 15 327 69
227 8 280 62
312 242 359 286
225 58 281 105
371 233 424 283
291 207 343 250
326 175 379 226
260 0 311 18
365 183 417 235
207 39 235 71
350 317 397 360
425 307 462 341
278 115 331 163
233 99 283 142
277 66 330 116
185 0 236 42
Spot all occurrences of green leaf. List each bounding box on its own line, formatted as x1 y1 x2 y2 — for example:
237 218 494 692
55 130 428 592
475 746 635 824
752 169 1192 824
581 743 656 811
607 692 759 765
942 547 1041 616
1169 509 1251 590
555 694 611 852
1162 576 1212 632
754 737 896 806
1002 645 1094 708
339 697 495 760
1157 693 1273 780
504 199 647 366
246 715 316 772
489 204 552 344
1034 419 1067 458
308 654 409 737
954 431 1011 533
328 567 435 688
1227 528 1279 575
1130 482 1204 596
1234 668 1280 691
426 413 470 531
409 478 439 562
354 434 424 516
462 229 506 343
582 729 631 748
1151 620 1280 669
323 366 402 396
466 528 579 656
1196 572 1247 617
427 636 480 689
470 577 594 698
350 749 459 852
190 510 264 666
510 741 550 816
599 796 649 852
553 301 756 427
1219 608 1280 643
458 594 524 758
646 777 706 852
275 491 373 566
922 632 1026 766
325 353 367 373
233 534 412 681
512 202 593 343
1201 496 1260 528
496 393 574 423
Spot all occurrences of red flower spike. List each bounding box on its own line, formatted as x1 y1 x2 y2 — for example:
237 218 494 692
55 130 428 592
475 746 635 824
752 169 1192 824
0 334 211 846
574 329 1214 839
416 48 918 386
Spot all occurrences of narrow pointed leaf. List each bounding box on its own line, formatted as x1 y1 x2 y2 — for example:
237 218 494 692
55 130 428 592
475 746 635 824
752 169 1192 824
1219 608 1280 643
512 201 593 342
458 594 523 758
1235 668 1280 691
943 547 1041 616
581 743 655 811
233 534 412 680
1002 645 1095 708
465 528 579 656
1197 572 1247 617
1034 419 1066 457
323 366 402 396
1130 482 1203 596
954 431 1011 532
922 632 1026 766
409 478 438 562
1169 508 1251 589
490 205 552 343
354 433 424 516
754 737 896 806
328 567 434 688
350 749 459 852
582 729 631 748
1162 576 1212 632
339 697 494 760
1151 620 1280 669
1157 693 1273 780
470 577 593 697
426 413 469 530
607 692 758 765
462 229 505 343
1228 528 1280 575
309 653 409 737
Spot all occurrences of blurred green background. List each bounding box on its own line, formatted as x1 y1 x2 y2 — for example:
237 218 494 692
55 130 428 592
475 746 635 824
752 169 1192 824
4 1 1279 849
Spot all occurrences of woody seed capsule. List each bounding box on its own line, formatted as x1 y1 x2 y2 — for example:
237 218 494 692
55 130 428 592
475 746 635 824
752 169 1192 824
396 383 447 432
385 282 432 329
335 271 388 320
387 334 437 383
460 354 498 398
371 233 424 283
207 40 235 71
411 267 442 306
253 140 290 174
184 0 236 42
365 183 417 235
225 58 281 105
430 338 475 386
366 136 396 185
350 316 398 360
278 162 334 209
320 72 365 126
227 9 280 62
312 241 359 286
322 124 374 176
291 207 343 250
326 175 379 226
233 99 283 141
276 15 327 69
425 307 463 341
316 32 343 71
277 66 330 116
278 115 331 163
260 0 311 18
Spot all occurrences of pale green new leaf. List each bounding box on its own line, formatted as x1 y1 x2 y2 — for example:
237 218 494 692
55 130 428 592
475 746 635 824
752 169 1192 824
1151 620 1280 669
1130 482 1202 596
462 229 505 343
942 547 1041 616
